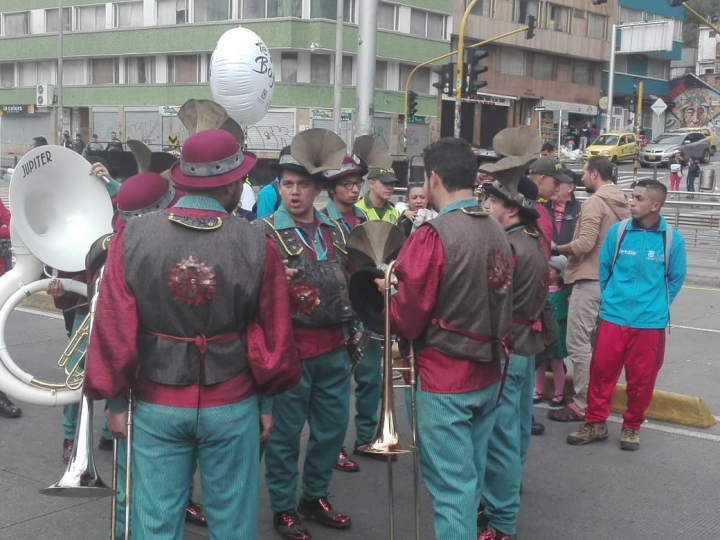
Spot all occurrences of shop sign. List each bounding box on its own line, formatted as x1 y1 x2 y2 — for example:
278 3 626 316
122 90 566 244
311 108 353 121
159 105 181 116
541 100 597 116
0 105 35 115
464 94 512 107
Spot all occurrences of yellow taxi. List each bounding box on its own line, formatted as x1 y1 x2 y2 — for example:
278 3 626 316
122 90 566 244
675 126 717 156
583 132 638 164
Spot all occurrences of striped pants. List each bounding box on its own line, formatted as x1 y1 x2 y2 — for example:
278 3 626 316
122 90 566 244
130 397 260 540
415 381 500 540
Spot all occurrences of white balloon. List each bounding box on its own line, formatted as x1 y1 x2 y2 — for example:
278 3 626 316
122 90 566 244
210 26 275 126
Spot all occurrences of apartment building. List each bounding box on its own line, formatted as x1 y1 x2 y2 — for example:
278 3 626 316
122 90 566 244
449 0 613 147
0 0 452 162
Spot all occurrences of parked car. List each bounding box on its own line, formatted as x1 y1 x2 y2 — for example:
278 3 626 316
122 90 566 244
674 126 717 156
639 131 711 167
583 132 637 164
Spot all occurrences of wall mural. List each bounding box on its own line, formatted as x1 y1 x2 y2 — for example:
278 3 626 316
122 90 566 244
667 75 720 131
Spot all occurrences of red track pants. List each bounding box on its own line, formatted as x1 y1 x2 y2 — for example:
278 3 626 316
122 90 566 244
585 320 666 430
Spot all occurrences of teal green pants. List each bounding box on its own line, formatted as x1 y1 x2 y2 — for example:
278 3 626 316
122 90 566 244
483 354 535 536
415 380 500 540
265 346 351 513
352 338 382 445
130 397 260 540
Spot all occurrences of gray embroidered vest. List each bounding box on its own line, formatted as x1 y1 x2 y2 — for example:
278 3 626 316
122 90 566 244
257 216 353 328
508 227 549 356
123 211 265 386
415 207 514 362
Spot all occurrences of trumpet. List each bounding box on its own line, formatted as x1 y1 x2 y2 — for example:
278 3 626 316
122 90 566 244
57 313 90 391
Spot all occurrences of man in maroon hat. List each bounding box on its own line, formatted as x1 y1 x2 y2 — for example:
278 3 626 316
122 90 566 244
84 128 301 539
258 134 355 540
320 155 386 473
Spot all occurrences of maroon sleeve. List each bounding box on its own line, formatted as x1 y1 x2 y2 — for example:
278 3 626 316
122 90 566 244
84 229 140 401
536 205 553 260
0 201 10 240
245 236 301 396
388 226 445 340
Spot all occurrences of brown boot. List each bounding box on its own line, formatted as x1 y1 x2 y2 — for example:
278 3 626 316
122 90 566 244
620 427 640 451
566 422 609 445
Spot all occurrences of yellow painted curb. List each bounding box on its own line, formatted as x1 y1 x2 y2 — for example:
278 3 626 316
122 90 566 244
19 292 61 313
542 373 716 428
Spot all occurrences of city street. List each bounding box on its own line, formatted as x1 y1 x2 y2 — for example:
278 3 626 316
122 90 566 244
0 283 720 539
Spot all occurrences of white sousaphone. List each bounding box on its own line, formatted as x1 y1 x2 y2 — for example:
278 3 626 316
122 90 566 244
0 145 113 406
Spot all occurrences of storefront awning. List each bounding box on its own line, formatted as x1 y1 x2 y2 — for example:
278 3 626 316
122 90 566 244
540 99 598 116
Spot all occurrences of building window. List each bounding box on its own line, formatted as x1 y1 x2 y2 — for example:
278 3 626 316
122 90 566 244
588 13 606 40
545 4 569 32
400 64 430 94
513 0 538 25
673 19 683 42
343 0 356 23
126 57 155 83
573 61 593 85
647 58 668 79
2 12 30 37
91 58 120 84
168 55 199 83
378 2 398 31
242 0 301 18
281 52 297 82
706 68 715 75
157 0 186 24
0 64 15 87
574 9 586 19
427 13 446 40
114 2 143 28
617 7 642 24
63 60 85 85
195 0 230 22
467 0 492 18
409 9 446 40
614 56 627 73
375 60 387 90
531 53 554 80
19 61 56 87
710 31 716 38
45 8 71 33
342 55 353 86
311 0 335 19
311 54 331 84
76 5 107 31
498 47 525 76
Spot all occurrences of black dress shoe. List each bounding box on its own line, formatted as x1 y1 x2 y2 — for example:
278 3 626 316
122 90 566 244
531 418 545 436
273 510 312 540
185 500 207 527
0 392 21 418
98 436 114 451
298 497 352 529
353 443 398 461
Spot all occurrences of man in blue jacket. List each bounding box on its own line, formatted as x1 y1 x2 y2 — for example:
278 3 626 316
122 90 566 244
567 179 686 451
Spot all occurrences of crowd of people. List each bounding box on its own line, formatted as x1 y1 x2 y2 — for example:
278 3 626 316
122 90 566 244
0 104 688 540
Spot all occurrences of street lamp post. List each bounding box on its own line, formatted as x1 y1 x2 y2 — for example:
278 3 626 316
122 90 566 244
57 0 64 144
333 0 344 134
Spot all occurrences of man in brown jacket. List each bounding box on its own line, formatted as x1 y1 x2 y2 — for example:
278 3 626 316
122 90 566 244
548 156 630 422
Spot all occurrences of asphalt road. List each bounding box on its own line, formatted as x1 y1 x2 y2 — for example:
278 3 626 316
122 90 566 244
1 283 720 539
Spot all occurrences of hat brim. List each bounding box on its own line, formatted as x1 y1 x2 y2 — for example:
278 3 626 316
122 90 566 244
553 172 575 184
170 151 257 190
325 168 368 183
269 162 310 176
482 184 540 219
371 174 398 184
111 187 184 231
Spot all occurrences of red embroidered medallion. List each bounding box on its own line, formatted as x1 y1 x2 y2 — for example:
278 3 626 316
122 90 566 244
487 249 512 291
168 256 217 307
288 282 321 315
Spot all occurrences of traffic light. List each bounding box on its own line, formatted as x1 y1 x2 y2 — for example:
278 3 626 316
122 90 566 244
432 63 454 96
667 0 688 6
407 90 418 119
467 49 489 94
526 15 536 39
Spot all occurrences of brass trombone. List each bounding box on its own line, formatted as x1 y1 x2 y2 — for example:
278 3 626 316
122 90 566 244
347 221 421 540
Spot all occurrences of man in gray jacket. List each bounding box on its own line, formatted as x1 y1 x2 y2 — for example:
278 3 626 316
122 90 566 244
548 156 630 422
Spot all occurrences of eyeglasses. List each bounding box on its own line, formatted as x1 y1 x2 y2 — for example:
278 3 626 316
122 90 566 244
339 179 365 190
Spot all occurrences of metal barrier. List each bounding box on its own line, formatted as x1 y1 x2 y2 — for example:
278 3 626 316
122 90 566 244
577 188 720 261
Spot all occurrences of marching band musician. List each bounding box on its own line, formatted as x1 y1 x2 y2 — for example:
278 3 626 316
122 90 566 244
257 129 355 540
383 137 514 540
319 151 387 473
480 171 549 538
84 128 300 539
0 191 20 419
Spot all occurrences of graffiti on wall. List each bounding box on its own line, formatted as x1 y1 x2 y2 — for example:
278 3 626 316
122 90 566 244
667 76 720 131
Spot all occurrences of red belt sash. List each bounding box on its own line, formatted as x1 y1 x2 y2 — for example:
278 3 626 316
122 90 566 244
147 330 243 362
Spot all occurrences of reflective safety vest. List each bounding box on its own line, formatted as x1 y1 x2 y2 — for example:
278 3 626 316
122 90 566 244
355 197 400 224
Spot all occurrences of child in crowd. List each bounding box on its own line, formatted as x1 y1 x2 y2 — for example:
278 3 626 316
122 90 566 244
534 255 569 407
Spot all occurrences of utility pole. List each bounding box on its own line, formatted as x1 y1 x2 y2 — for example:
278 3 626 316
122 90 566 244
57 0 64 145
356 0 378 136
605 24 618 133
333 0 344 134
455 0 481 138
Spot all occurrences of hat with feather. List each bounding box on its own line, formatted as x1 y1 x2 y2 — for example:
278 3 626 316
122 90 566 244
127 139 178 175
270 128 346 178
319 134 390 185
352 135 396 184
479 127 542 219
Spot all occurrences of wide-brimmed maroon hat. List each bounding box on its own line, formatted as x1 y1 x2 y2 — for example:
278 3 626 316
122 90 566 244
169 129 257 190
320 154 368 184
112 172 184 231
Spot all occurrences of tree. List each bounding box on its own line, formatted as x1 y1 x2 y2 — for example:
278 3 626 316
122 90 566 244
682 0 720 47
